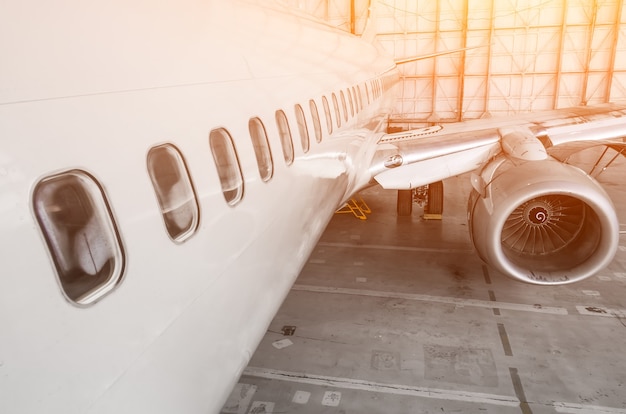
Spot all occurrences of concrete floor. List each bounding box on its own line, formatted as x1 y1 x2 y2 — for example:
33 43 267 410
222 154 626 414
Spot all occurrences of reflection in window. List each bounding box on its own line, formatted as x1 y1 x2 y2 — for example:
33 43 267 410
332 93 341 128
309 99 323 143
147 144 200 242
33 170 125 306
248 117 273 182
294 104 310 153
209 128 244 205
322 96 333 134
275 110 294 165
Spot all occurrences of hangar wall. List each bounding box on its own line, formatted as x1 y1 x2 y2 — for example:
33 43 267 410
289 0 626 128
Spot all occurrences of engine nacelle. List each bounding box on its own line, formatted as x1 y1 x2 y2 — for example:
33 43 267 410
468 156 619 285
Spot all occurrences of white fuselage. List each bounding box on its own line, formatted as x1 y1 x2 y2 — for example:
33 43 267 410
0 1 399 412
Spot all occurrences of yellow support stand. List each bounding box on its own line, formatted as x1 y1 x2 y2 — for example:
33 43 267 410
335 196 371 220
423 213 443 220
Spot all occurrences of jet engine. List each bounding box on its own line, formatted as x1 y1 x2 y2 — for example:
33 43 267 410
468 156 619 285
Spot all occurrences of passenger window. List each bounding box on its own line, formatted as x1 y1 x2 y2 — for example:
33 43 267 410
352 87 359 113
364 83 370 105
294 104 310 153
147 144 200 242
340 90 348 121
322 96 333 134
275 110 294 165
347 88 354 117
309 99 323 143
332 93 341 127
248 117 274 182
209 128 244 205
33 170 125 306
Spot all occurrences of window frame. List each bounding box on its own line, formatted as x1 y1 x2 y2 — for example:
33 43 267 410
294 103 310 153
147 144 200 243
331 93 341 128
209 128 245 206
339 90 348 122
275 109 295 165
32 169 125 306
309 99 323 143
357 85 363 111
322 95 333 134
248 117 274 182
347 88 354 117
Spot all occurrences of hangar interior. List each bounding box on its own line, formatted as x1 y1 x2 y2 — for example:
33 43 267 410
223 1 626 413
291 0 626 128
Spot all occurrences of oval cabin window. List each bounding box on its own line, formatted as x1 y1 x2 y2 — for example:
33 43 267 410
294 104 310 153
309 99 323 143
209 128 244 205
347 88 354 117
275 110 294 165
248 117 274 182
147 144 200 242
33 170 125 306
332 93 341 128
340 90 348 121
322 96 333 135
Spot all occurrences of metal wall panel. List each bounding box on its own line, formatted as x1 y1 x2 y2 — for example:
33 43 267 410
290 0 626 127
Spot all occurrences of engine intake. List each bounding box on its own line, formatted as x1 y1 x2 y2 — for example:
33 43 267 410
468 157 619 285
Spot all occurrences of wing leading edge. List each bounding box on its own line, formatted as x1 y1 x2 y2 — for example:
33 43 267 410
370 103 626 190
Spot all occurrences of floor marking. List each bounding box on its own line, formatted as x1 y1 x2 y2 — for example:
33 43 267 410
482 264 492 285
497 323 513 356
321 391 342 407
488 290 501 316
221 383 257 414
292 390 310 404
272 339 293 349
553 402 626 413
317 241 473 254
292 285 569 315
243 367 520 407
576 305 626 318
509 368 532 414
248 401 274 413
308 258 326 264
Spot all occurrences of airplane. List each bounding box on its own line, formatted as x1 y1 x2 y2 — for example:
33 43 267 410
1 0 626 413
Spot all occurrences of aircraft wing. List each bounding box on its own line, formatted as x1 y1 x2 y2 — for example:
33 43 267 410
368 103 626 286
371 103 626 190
